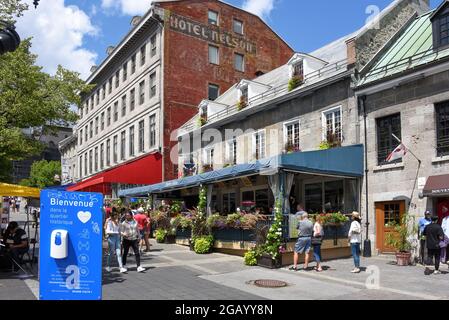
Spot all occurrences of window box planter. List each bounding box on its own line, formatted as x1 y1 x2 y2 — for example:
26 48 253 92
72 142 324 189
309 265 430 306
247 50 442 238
257 253 282 269
165 234 176 244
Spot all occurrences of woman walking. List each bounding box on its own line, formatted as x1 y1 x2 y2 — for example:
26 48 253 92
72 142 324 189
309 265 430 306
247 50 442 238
105 212 127 273
312 216 324 272
348 212 362 273
121 212 145 273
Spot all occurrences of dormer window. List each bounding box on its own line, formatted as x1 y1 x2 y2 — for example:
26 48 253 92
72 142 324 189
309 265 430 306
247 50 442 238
438 14 449 47
432 2 449 50
288 60 304 92
292 61 304 78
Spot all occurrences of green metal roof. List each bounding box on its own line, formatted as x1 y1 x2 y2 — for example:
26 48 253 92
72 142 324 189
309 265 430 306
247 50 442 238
358 10 449 86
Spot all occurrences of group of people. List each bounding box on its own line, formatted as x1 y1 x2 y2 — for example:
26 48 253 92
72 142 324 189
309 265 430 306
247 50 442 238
419 210 449 275
0 221 29 272
3 197 21 214
290 204 363 274
103 205 152 274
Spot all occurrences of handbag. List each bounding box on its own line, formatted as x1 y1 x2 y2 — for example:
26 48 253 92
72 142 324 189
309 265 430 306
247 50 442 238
311 235 322 245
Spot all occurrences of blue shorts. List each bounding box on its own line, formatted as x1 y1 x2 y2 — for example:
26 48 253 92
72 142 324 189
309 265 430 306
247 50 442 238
139 230 145 239
295 237 311 254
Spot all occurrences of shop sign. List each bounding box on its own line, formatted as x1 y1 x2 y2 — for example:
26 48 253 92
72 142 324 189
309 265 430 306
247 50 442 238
168 12 257 54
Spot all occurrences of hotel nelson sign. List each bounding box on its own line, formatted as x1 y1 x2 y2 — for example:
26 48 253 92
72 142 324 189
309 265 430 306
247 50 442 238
168 12 257 55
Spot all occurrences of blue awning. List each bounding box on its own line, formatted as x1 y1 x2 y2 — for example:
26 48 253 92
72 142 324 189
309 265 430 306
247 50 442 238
119 144 364 197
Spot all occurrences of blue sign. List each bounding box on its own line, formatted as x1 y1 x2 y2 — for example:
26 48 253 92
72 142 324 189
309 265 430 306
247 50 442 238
39 190 103 300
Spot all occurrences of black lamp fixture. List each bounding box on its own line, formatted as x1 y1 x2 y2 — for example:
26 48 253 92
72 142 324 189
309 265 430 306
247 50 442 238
33 0 40 9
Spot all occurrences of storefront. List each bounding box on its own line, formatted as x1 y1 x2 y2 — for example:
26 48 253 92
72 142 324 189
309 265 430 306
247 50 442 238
423 174 449 223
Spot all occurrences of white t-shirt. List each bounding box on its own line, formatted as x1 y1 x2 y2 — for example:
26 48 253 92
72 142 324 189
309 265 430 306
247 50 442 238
348 220 362 244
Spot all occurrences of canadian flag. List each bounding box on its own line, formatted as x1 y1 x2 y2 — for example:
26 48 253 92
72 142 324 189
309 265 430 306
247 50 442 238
386 143 407 162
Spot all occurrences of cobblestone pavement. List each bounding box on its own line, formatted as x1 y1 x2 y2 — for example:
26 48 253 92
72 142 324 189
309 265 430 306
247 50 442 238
2 240 449 300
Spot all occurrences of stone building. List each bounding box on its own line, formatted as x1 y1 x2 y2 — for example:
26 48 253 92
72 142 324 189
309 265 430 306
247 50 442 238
59 133 77 185
67 0 294 197
355 0 449 254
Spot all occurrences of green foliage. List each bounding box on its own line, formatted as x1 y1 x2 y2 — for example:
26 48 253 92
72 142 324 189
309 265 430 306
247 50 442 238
197 116 207 128
385 214 418 253
236 98 247 111
319 140 331 150
262 199 284 260
288 75 304 92
0 0 28 23
0 39 93 164
170 201 182 214
19 160 61 188
194 235 214 254
310 212 349 226
226 213 242 225
244 250 259 266
155 229 168 243
198 185 207 215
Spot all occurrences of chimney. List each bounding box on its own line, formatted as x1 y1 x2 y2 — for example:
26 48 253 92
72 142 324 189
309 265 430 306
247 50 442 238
131 16 142 27
345 37 357 69
106 46 115 55
90 65 98 73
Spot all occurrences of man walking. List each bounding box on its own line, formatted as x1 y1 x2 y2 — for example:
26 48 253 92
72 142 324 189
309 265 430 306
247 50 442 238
290 212 313 271
423 216 444 275
418 210 432 265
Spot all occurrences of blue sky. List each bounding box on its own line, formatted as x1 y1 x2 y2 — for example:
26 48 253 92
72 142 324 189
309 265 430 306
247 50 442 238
15 0 441 79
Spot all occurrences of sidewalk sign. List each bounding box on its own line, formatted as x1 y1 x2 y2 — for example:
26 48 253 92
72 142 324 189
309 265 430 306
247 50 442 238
39 190 103 300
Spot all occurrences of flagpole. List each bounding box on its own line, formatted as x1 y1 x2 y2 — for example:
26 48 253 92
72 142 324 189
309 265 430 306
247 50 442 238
391 133 421 164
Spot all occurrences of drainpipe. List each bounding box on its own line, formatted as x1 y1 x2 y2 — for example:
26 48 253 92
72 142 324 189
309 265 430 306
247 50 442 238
360 95 372 258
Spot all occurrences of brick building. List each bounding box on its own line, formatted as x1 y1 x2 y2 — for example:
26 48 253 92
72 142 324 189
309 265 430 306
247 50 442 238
66 0 293 196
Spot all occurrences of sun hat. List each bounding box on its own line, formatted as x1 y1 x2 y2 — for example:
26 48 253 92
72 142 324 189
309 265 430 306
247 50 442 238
352 211 361 219
137 207 144 213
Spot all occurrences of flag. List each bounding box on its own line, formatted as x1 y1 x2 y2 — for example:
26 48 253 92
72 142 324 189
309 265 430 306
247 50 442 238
386 143 407 162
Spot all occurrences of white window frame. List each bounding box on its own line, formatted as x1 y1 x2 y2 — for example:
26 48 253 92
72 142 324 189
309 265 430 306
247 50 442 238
209 45 219 65
283 118 301 150
203 147 214 166
252 129 266 160
233 19 244 35
208 10 219 26
234 53 245 72
321 106 342 141
225 137 237 165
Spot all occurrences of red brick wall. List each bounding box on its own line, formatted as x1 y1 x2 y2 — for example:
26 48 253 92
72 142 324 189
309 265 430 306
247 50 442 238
157 0 294 181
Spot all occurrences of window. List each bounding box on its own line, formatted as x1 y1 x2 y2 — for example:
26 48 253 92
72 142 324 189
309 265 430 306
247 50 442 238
253 130 266 160
96 92 99 106
436 101 449 156
120 131 126 160
233 19 243 34
293 61 304 78
150 34 157 57
100 112 105 131
209 45 219 65
115 71 120 88
203 148 214 171
108 78 112 94
107 107 111 126
113 135 118 163
150 72 156 98
241 189 269 213
122 63 127 82
285 120 300 152
102 84 106 100
79 157 83 178
376 113 401 165
149 114 156 147
80 107 83 119
139 120 145 152
84 153 88 176
208 84 219 101
129 126 135 157
139 80 145 105
121 95 127 117
113 101 118 122
439 14 449 47
90 97 94 110
89 121 93 138
95 117 99 135
79 129 83 145
131 54 136 74
208 10 218 25
322 107 342 144
140 45 146 66
100 143 104 169
85 126 88 142
106 139 111 166
89 150 93 174
226 138 237 165
130 88 136 111
234 53 244 72
222 192 236 214
94 147 98 172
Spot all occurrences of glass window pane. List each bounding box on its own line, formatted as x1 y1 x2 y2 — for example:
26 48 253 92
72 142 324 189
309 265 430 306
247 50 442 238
208 84 219 101
233 19 243 34
234 53 244 71
305 183 323 214
209 46 219 64
324 180 344 213
208 10 218 25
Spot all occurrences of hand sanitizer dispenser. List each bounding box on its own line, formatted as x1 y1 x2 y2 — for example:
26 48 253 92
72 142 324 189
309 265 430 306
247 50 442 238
50 230 68 259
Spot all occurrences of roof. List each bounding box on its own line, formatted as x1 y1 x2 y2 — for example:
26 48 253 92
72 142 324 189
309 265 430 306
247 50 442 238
358 9 449 87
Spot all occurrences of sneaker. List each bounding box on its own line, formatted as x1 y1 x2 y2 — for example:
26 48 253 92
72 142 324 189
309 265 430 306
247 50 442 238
105 267 111 272
119 267 128 273
351 268 361 273
137 266 145 273
123 265 127 269
433 270 441 275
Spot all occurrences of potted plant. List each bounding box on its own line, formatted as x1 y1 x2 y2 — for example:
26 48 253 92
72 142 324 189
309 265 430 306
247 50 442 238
197 115 207 127
202 164 213 173
155 228 168 243
319 132 342 150
284 141 301 154
194 235 214 254
236 96 248 111
288 75 304 92
385 215 418 266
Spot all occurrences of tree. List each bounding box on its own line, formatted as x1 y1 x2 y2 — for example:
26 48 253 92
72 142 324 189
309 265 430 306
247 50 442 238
0 0 28 23
20 160 61 188
0 38 93 176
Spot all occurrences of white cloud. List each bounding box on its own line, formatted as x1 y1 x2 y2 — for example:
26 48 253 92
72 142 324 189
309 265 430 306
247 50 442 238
101 0 152 16
242 0 276 20
15 0 98 80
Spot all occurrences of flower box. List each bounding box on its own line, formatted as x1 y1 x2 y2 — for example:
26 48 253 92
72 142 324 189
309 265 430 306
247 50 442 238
257 253 282 269
165 235 176 244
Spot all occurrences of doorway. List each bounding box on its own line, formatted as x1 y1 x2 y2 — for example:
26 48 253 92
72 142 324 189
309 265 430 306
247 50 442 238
375 201 406 253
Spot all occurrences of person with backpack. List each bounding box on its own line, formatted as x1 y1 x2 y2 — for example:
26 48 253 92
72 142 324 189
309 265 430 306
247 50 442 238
348 212 362 273
423 216 445 275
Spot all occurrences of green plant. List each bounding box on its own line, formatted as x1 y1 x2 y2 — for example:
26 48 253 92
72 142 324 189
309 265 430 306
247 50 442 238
236 97 247 111
288 75 304 92
385 214 418 253
170 201 182 214
244 250 259 266
155 228 168 242
190 186 210 240
263 199 284 260
197 116 207 127
194 235 214 254
319 133 342 150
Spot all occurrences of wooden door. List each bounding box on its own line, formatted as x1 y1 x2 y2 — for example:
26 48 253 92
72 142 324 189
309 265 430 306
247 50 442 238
375 201 405 253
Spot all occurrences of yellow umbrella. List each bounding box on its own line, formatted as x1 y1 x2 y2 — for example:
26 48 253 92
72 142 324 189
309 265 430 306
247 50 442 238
0 183 41 198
